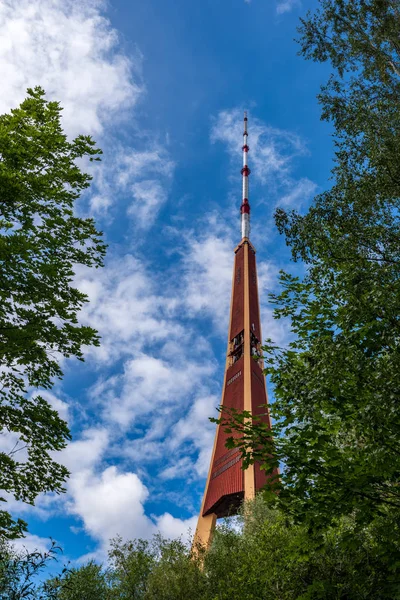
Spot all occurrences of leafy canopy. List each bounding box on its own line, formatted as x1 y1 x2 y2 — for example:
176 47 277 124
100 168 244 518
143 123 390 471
0 87 106 538
14 499 397 599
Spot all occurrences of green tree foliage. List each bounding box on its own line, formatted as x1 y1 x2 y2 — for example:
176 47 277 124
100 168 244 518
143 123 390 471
0 539 63 600
46 535 205 600
203 499 398 600
144 536 206 600
217 0 400 540
0 88 106 538
108 537 157 599
49 562 111 600
36 499 400 599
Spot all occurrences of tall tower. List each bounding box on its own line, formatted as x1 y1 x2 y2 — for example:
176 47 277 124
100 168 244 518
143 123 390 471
194 112 273 548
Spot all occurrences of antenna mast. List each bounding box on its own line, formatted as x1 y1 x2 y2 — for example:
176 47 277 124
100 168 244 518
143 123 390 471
240 111 251 239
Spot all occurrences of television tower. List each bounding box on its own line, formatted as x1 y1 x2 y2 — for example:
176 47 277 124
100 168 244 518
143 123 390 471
193 112 273 548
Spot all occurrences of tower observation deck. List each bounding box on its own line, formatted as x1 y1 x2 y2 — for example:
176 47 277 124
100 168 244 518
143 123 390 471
193 112 274 548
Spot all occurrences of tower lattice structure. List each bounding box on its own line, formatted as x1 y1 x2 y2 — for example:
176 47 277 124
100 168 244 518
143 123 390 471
194 112 273 548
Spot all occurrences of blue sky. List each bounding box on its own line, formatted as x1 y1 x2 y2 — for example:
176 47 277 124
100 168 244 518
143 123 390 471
1 0 334 563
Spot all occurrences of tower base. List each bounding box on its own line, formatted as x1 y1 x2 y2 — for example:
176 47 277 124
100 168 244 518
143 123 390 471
193 512 217 550
193 465 256 551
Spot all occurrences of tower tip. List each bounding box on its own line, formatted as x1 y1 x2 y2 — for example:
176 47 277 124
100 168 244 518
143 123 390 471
241 112 250 239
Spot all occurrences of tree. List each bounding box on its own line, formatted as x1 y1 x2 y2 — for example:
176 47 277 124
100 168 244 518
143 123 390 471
144 536 206 600
204 498 399 600
57 535 205 600
43 499 400 599
0 539 64 600
218 0 400 534
108 536 157 599
48 562 111 600
0 88 106 538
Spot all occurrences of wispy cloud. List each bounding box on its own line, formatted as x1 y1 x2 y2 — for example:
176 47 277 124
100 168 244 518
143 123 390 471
0 0 143 136
278 177 317 209
128 180 168 228
182 228 234 331
99 353 215 429
276 0 300 15
60 428 198 555
211 108 309 199
12 534 54 555
76 254 184 363
170 394 219 478
88 142 175 224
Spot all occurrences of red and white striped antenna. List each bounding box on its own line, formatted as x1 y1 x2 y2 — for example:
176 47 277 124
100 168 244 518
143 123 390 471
241 111 251 239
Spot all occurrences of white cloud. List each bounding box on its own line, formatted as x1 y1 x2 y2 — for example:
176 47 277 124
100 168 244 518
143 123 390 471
124 439 164 465
276 0 300 14
256 257 293 349
100 353 215 429
0 0 142 136
155 513 197 541
183 232 234 331
76 254 181 363
0 430 24 458
59 428 109 473
74 247 220 430
12 533 53 555
0 0 174 229
171 394 218 478
260 304 292 348
0 0 174 228
122 391 219 485
117 148 175 188
255 258 292 348
90 145 175 222
68 465 150 542
159 457 195 481
128 180 168 228
59 431 198 549
278 177 317 209
212 108 307 192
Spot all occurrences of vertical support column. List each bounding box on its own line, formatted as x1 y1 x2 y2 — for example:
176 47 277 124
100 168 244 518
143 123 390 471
192 512 217 551
243 241 255 501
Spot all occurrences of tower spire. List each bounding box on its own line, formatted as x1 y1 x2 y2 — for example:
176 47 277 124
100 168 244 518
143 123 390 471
241 111 251 239
192 114 277 551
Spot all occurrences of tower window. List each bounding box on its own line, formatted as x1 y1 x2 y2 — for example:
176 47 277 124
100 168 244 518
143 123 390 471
229 330 244 366
251 330 261 358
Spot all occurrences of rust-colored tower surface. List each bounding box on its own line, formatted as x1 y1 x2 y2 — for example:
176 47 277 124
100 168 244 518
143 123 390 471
193 113 273 549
